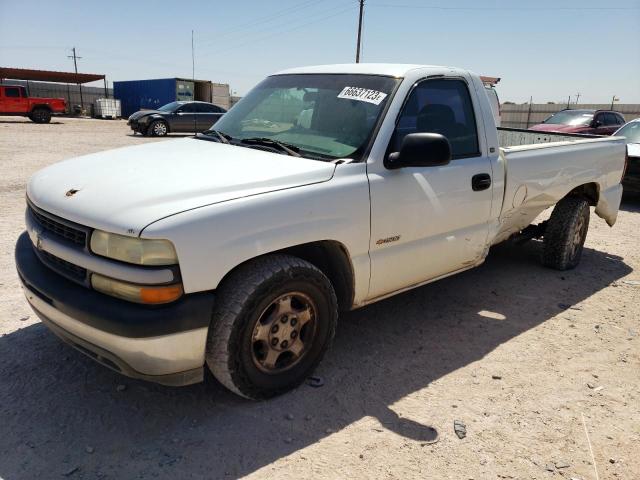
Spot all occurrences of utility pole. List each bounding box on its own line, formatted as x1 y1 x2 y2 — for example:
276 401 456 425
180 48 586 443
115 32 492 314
525 96 533 128
191 30 195 83
575 92 580 105
566 95 571 109
192 30 197 135
355 0 364 63
67 47 84 113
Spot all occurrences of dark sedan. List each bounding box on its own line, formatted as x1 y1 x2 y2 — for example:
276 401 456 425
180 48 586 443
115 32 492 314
127 101 227 136
529 109 626 135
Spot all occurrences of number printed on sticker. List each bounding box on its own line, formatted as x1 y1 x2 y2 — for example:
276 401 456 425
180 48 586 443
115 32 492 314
337 87 388 105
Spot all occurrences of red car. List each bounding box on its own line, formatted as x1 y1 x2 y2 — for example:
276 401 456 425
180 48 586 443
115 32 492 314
0 85 66 123
529 109 626 135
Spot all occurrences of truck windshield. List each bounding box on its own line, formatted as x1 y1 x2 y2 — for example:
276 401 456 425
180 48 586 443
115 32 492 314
543 110 594 126
615 122 640 144
209 74 401 161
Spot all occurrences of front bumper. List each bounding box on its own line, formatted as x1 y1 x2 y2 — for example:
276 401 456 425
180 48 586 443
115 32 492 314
15 232 215 386
127 119 146 133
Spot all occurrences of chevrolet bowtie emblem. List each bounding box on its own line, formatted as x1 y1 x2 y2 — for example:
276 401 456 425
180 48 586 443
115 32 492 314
65 189 79 197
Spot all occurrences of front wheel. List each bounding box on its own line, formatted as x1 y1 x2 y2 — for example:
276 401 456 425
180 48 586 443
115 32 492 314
206 255 338 399
148 120 168 136
542 196 590 270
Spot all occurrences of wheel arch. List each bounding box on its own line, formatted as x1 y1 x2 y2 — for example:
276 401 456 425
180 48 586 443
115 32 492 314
30 104 52 112
217 240 355 311
149 115 171 132
566 182 599 206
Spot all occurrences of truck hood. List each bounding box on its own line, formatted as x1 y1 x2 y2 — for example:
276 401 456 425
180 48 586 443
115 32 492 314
27 138 336 234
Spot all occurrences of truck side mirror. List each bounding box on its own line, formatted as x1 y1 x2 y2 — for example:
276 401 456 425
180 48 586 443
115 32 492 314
385 133 452 170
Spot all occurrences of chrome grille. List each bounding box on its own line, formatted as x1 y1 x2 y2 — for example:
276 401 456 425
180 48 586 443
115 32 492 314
28 205 87 246
39 250 87 282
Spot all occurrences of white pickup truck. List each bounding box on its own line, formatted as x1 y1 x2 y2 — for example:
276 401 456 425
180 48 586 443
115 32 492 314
16 64 627 399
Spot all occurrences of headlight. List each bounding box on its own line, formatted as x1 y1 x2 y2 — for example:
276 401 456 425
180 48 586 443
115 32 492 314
90 230 178 266
92 274 183 304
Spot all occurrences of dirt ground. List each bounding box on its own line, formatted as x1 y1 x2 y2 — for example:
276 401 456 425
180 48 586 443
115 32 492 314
0 116 638 480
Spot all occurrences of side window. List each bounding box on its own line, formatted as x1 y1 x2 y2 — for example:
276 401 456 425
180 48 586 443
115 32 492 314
213 105 226 113
5 87 20 98
603 113 616 126
614 114 625 125
594 114 606 126
197 103 216 113
392 79 479 158
180 103 198 113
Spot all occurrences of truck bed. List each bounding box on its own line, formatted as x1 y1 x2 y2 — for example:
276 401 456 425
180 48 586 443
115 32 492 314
492 128 627 244
497 127 600 147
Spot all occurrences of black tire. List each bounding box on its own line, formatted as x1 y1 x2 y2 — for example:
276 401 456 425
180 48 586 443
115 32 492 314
30 107 51 124
148 120 168 136
542 196 590 270
206 254 338 400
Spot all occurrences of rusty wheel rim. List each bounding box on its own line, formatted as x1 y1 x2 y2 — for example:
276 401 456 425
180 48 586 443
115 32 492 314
251 292 317 374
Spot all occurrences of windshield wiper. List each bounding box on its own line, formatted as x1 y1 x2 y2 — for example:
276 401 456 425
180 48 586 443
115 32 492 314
241 137 301 157
199 129 233 144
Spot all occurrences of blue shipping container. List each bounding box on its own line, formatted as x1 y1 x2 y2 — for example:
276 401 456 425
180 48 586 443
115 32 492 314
114 78 179 117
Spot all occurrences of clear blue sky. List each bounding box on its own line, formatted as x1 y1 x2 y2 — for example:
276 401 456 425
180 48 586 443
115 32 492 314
1 0 639 103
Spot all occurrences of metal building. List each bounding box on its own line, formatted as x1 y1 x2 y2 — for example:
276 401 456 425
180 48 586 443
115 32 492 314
114 78 231 117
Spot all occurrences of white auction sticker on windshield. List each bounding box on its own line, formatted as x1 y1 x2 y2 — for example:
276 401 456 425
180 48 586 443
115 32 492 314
337 87 387 105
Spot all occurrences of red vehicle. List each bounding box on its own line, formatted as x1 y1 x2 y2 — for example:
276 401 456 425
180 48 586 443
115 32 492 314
0 85 66 123
529 109 626 135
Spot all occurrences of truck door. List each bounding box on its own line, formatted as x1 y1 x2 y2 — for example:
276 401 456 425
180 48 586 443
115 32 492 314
367 77 494 299
1 86 26 113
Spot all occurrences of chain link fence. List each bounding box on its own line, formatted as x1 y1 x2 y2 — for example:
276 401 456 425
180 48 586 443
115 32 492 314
501 103 640 129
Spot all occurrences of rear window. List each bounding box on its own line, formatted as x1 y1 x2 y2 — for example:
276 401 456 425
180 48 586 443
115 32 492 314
544 110 594 126
197 103 225 113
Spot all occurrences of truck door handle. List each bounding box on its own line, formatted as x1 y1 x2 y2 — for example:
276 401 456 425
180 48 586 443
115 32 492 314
472 173 491 191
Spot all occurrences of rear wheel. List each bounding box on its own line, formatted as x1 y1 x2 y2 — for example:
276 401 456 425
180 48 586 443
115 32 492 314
542 196 590 270
148 120 168 136
30 108 51 124
206 254 338 399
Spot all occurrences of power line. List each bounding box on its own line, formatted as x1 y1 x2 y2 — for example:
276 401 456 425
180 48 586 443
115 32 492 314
198 4 358 61
367 2 639 10
188 0 325 49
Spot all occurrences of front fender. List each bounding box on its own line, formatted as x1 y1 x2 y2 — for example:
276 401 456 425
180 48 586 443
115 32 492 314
139 164 372 305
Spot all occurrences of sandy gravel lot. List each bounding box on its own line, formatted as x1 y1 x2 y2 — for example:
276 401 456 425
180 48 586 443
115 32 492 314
0 116 638 480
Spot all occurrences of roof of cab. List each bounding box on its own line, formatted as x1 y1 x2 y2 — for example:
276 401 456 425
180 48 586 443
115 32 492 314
274 63 448 77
